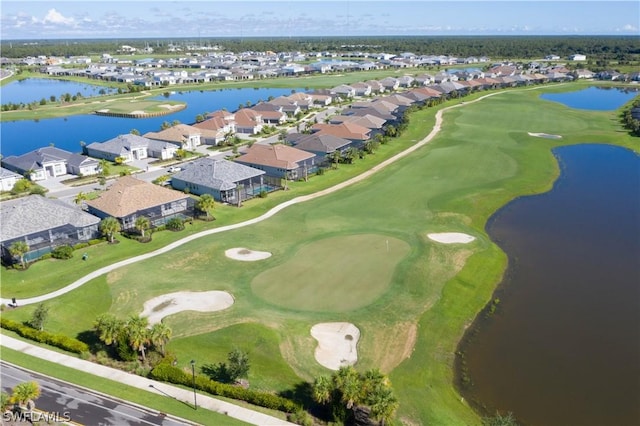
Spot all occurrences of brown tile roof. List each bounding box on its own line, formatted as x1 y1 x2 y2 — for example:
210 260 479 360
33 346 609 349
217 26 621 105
144 124 201 144
193 116 229 131
86 175 188 218
311 122 371 141
236 144 315 169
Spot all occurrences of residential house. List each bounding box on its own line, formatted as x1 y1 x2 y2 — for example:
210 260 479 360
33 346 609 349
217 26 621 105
329 114 386 136
287 92 315 110
379 77 400 91
0 195 101 264
233 109 264 134
251 103 288 124
192 112 236 145
86 175 191 230
351 82 372 97
268 97 302 116
235 143 317 183
171 157 266 204
2 147 99 181
290 134 352 163
365 80 386 94
0 167 21 192
330 84 356 99
311 122 371 148
87 134 177 162
144 124 203 150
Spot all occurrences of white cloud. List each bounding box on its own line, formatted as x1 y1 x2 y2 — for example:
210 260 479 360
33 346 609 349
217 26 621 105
43 9 75 25
619 24 638 32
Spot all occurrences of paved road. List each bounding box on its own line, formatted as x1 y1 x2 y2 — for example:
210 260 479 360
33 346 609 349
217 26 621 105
1 362 193 426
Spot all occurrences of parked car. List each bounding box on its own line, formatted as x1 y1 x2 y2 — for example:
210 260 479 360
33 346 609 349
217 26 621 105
168 166 181 173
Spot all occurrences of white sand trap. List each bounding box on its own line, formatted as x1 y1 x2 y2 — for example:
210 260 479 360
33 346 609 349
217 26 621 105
428 232 476 244
159 104 181 110
528 132 562 139
311 322 360 370
225 247 272 261
140 290 234 324
130 110 145 115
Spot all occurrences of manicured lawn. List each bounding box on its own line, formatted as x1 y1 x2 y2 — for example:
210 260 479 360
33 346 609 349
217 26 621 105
251 234 410 312
2 82 637 425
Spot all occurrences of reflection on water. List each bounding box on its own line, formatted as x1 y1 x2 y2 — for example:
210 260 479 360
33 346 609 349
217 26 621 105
457 144 640 426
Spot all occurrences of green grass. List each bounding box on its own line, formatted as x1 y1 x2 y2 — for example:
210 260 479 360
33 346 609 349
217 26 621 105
251 234 410 312
169 322 302 393
2 81 638 425
0 346 248 426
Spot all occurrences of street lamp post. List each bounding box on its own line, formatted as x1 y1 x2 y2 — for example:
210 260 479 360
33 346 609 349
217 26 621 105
190 359 197 410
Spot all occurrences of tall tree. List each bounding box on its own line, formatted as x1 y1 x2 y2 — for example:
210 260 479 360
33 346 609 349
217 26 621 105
126 316 150 362
74 191 88 208
94 313 124 347
334 366 360 409
29 303 49 331
196 193 215 219
99 217 121 243
98 159 111 177
149 322 172 356
8 241 29 269
134 216 151 238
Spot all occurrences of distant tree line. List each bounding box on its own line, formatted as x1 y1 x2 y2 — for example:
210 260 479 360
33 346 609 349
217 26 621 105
1 36 638 60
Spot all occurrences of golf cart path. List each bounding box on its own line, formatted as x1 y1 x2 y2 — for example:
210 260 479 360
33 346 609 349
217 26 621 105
1 90 512 307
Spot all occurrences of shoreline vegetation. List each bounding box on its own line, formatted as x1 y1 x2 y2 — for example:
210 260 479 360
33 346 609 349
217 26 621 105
1 72 639 425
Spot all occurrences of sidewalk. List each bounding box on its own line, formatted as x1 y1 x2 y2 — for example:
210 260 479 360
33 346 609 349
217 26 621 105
0 335 296 426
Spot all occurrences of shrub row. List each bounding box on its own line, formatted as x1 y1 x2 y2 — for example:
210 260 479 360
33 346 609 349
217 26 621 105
149 362 300 413
0 317 89 354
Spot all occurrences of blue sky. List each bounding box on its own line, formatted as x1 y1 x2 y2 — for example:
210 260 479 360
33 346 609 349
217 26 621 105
1 1 638 40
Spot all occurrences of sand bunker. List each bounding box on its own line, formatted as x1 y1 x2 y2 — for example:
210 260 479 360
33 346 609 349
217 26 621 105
427 232 476 244
140 290 234 324
311 322 360 370
528 132 562 139
130 110 145 115
159 104 181 110
225 247 272 261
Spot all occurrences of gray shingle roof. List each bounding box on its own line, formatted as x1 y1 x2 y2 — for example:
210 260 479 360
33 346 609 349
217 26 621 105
1 146 72 173
0 195 100 242
86 134 151 156
0 167 21 179
173 158 265 191
293 134 351 154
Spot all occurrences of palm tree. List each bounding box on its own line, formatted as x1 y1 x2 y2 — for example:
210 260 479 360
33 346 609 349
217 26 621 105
312 375 333 405
9 241 29 269
367 385 398 426
99 217 121 243
149 322 172 356
11 381 40 410
196 193 215 219
134 216 151 238
98 159 110 177
126 316 150 362
327 150 341 169
74 191 88 209
334 366 361 410
94 313 123 347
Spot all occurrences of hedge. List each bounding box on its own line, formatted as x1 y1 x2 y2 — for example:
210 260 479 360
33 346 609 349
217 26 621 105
149 362 300 413
0 317 89 354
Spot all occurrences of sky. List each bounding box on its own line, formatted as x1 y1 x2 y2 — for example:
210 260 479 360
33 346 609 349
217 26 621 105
1 0 638 40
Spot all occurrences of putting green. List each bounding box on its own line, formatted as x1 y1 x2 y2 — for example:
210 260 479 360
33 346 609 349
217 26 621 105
251 234 410 312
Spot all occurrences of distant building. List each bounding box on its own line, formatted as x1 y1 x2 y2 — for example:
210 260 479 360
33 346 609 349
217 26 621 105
569 54 587 61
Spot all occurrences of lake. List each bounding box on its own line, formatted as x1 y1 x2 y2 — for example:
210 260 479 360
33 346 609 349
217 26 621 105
0 80 303 157
456 144 640 425
1 78 118 105
540 85 639 110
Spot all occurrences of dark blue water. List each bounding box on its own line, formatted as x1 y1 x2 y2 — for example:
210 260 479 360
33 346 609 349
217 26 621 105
458 144 640 425
0 86 302 157
1 78 118 104
540 86 639 111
